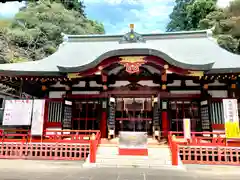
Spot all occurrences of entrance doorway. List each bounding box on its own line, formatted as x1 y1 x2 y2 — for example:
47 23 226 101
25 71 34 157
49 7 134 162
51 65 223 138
115 98 153 136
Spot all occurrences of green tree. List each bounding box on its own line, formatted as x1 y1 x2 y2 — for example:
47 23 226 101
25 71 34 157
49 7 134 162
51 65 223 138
166 0 194 32
0 0 105 63
186 0 217 29
167 0 240 54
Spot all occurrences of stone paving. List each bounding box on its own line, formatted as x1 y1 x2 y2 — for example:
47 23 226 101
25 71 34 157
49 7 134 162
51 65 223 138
0 160 240 180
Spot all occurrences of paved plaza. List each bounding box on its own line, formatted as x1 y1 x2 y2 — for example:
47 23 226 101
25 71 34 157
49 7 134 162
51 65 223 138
0 160 239 180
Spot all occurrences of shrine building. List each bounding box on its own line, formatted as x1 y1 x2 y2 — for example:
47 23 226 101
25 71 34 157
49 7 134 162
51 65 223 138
0 24 239 139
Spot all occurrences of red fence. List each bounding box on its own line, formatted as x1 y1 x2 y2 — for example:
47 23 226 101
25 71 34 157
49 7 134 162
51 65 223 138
168 131 240 166
0 129 101 162
0 129 100 143
179 146 240 165
0 143 89 160
169 131 226 146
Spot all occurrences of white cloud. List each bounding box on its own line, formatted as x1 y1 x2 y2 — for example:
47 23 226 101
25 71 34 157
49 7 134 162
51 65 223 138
0 2 24 16
117 1 173 33
217 0 233 8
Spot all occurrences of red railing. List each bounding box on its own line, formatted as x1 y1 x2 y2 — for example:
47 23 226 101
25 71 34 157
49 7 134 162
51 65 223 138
0 129 100 143
179 146 240 165
169 131 226 146
168 131 240 166
0 142 89 160
0 129 101 163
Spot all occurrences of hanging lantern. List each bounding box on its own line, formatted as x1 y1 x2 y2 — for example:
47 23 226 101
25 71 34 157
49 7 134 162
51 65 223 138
231 83 236 89
65 85 71 91
42 85 47 91
103 85 107 90
203 84 208 90
162 84 167 90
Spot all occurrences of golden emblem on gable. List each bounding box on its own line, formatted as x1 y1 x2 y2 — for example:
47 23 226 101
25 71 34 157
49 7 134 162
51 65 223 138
119 56 146 74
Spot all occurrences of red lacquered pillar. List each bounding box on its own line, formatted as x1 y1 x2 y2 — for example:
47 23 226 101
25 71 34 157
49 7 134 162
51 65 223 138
100 100 107 138
161 101 169 138
42 90 49 137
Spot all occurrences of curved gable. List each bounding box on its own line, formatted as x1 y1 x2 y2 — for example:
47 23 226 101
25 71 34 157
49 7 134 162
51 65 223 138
58 48 214 73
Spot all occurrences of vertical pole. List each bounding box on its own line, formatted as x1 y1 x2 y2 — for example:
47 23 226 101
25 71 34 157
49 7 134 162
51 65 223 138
89 133 96 163
171 140 179 166
162 110 168 138
161 66 168 138
100 100 107 138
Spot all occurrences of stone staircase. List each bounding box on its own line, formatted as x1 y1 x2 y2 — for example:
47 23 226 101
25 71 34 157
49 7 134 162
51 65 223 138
83 143 182 169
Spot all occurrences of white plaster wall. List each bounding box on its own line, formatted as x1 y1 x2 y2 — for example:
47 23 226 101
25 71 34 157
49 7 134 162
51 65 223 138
72 91 100 94
208 90 228 98
170 90 200 94
185 80 198 86
89 81 102 87
72 81 85 87
50 82 66 88
168 80 181 86
138 80 158 87
109 81 130 87
208 80 225 86
49 91 65 98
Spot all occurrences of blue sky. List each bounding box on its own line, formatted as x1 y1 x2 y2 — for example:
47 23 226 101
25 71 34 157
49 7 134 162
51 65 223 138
0 0 232 34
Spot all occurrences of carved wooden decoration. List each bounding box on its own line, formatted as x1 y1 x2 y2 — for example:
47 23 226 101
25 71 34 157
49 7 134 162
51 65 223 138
119 56 146 74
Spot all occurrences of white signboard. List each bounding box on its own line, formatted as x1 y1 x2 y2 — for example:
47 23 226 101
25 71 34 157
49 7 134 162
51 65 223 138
223 99 238 123
183 118 191 140
3 99 33 126
223 99 240 138
31 99 45 136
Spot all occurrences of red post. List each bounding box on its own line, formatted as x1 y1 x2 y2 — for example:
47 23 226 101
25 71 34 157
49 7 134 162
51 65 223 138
100 111 107 138
43 100 49 137
171 141 179 166
161 111 168 138
89 134 97 163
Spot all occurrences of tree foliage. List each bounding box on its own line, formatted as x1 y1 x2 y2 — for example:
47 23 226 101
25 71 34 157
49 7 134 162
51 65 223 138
167 0 240 54
0 0 105 63
166 0 194 32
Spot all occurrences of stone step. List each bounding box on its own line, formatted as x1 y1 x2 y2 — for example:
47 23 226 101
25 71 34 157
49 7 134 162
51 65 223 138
84 162 180 169
96 158 171 165
96 154 170 160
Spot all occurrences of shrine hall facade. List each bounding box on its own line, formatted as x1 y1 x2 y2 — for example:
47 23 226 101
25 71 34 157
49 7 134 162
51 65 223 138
0 25 240 138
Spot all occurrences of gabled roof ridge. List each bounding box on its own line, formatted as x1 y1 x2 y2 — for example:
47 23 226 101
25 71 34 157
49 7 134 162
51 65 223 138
62 29 211 42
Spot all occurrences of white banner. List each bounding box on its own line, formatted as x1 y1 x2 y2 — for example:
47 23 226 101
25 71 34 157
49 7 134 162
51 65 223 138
223 99 240 138
3 99 33 126
183 118 191 140
31 99 45 136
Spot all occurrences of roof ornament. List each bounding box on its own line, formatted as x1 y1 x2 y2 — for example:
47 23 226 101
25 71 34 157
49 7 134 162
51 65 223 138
119 24 146 44
59 33 69 48
61 32 69 42
207 28 214 37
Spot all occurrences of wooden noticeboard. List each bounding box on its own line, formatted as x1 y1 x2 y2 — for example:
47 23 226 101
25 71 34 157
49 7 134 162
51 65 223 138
62 100 72 129
200 100 212 131
108 102 115 130
153 103 160 126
